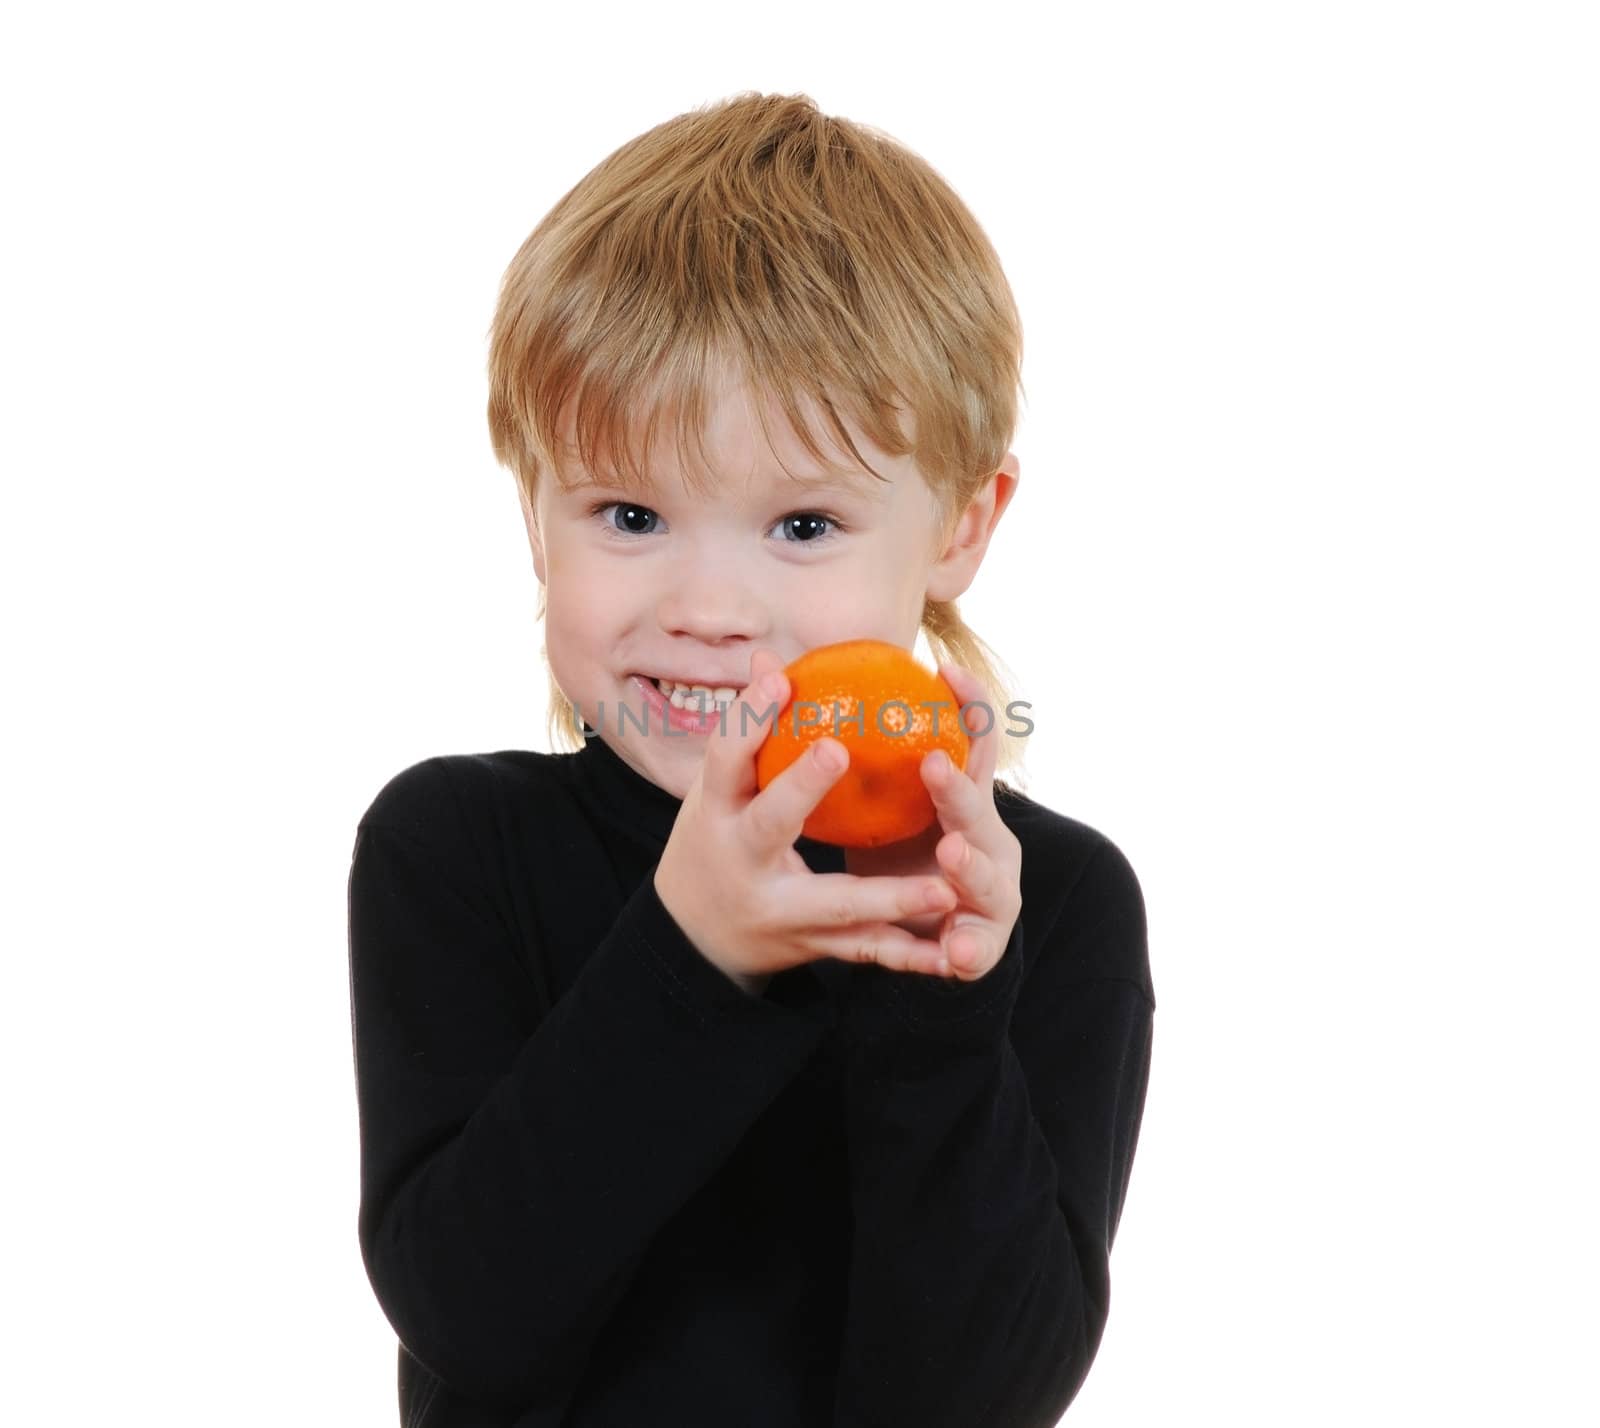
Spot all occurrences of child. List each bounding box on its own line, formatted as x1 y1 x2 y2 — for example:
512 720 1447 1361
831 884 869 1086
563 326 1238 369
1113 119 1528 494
347 91 1154 1428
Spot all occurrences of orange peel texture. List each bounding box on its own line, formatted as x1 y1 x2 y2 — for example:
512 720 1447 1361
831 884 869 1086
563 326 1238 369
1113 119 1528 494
754 638 971 848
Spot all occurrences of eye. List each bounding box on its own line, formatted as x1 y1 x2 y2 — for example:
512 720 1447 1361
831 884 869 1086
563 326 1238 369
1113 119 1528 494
587 500 847 547
587 500 660 537
771 511 843 546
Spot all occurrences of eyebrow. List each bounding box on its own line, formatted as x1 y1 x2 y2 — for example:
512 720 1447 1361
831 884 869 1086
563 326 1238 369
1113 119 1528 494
786 470 882 497
573 468 884 500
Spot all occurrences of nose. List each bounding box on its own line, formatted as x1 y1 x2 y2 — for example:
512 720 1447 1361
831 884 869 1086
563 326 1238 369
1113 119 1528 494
654 551 768 646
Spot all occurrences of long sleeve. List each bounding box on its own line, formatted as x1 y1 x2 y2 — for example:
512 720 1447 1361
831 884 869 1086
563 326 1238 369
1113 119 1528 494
830 834 1155 1428
345 759 834 1420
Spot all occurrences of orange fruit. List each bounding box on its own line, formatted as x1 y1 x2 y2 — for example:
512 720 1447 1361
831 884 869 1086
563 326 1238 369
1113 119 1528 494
754 638 970 847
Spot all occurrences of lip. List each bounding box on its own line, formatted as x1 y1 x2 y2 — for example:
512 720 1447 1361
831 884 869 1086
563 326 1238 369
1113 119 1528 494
637 672 747 690
630 674 724 735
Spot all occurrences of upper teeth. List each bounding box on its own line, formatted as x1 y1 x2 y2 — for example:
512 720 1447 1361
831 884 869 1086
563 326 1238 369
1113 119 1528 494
655 678 738 709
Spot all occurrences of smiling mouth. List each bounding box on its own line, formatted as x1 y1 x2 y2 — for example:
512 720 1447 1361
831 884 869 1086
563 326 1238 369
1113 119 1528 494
636 674 743 699
631 675 738 727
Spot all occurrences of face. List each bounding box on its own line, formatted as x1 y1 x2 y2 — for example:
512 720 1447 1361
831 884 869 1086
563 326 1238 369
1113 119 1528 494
523 374 1018 798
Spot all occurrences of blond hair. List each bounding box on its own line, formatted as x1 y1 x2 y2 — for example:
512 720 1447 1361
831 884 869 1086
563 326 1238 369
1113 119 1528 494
487 91 1030 792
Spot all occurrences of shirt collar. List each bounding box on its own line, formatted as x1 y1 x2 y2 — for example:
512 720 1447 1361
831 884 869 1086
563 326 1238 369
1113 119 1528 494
573 725 685 847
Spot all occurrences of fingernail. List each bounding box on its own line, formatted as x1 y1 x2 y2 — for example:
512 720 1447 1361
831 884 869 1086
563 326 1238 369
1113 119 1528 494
815 741 846 773
758 674 783 702
930 751 950 778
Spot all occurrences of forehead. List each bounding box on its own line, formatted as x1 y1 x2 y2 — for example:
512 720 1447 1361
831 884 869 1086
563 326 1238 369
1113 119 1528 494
555 379 903 504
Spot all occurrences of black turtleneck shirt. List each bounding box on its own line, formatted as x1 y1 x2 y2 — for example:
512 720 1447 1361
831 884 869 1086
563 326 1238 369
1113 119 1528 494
345 732 1155 1428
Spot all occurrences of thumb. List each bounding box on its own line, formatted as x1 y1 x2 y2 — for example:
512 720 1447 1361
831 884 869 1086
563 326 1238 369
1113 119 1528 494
699 647 789 805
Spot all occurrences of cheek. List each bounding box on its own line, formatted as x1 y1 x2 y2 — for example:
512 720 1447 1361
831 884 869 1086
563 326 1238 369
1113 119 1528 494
546 549 628 623
539 623 582 688
789 576 906 647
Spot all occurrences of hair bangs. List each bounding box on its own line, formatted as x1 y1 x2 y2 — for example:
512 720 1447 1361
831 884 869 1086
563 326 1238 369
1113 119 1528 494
544 335 907 503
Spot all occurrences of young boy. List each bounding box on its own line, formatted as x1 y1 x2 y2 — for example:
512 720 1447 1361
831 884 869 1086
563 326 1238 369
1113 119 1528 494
347 90 1154 1427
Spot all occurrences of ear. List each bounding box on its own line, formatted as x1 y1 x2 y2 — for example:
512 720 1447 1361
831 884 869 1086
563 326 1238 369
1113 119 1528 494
517 480 548 586
924 452 1021 604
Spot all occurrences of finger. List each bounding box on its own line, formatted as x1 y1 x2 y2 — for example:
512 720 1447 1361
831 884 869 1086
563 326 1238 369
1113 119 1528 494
937 661 1001 790
749 648 788 707
811 922 953 978
936 824 994 894
941 918 994 978
798 870 959 930
699 647 789 805
740 733 854 857
928 720 998 851
921 745 992 840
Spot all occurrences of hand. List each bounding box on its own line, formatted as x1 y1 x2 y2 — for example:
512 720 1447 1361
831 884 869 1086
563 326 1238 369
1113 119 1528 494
654 647 961 995
843 662 1023 982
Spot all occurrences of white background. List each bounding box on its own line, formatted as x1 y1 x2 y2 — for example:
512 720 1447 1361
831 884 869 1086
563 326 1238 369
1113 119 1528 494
3 3 1596 1424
